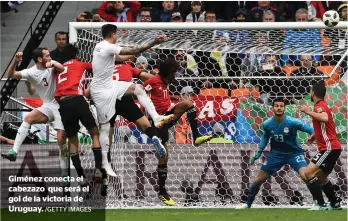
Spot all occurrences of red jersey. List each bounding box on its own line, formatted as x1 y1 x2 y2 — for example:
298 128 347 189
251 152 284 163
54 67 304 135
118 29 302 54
143 75 170 115
55 59 92 100
312 100 341 151
113 64 141 82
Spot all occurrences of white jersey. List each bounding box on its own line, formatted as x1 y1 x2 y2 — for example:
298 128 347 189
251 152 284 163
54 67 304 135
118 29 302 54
90 40 132 124
91 40 122 90
20 65 57 104
20 65 64 130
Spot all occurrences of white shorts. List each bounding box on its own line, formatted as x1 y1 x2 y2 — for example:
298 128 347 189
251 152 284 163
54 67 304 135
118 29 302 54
91 81 132 124
37 102 64 130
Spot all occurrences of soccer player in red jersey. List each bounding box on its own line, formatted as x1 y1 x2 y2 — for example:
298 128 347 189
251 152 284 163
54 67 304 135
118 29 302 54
299 81 342 210
108 61 160 151
55 44 104 184
143 58 212 206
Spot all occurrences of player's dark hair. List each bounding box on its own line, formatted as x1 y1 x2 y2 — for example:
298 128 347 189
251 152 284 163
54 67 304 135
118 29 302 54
312 80 326 99
158 57 179 79
55 31 68 40
101 24 117 39
32 47 48 63
62 44 79 63
272 97 286 107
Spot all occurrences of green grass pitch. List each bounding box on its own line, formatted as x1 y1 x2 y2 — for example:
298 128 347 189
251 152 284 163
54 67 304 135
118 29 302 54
1 208 347 221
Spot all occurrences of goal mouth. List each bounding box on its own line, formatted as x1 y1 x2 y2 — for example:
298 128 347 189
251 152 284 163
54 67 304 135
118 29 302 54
71 22 348 208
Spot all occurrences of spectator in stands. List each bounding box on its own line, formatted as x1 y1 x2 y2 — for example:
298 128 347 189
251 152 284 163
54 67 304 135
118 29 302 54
263 9 276 22
185 1 205 22
249 54 287 104
204 10 216 22
233 8 248 22
338 3 347 21
91 8 105 22
281 8 321 67
76 11 104 22
152 1 175 22
170 11 183 22
50 31 68 64
288 55 324 100
138 7 152 22
98 1 140 22
248 1 278 22
169 51 200 95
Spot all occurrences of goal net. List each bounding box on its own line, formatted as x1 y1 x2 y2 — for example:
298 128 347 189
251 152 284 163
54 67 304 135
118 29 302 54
70 22 348 208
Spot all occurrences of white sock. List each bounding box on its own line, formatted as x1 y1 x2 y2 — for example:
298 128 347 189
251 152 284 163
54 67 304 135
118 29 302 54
13 122 31 153
59 144 69 176
134 84 159 120
99 123 110 165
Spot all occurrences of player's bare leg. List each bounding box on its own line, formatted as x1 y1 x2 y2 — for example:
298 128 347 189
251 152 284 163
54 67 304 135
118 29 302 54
304 163 341 210
157 143 175 206
1 109 49 161
169 101 212 146
236 170 268 209
124 84 174 128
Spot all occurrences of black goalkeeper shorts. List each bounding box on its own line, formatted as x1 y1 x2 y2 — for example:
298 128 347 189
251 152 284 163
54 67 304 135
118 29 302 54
58 95 97 138
109 95 144 127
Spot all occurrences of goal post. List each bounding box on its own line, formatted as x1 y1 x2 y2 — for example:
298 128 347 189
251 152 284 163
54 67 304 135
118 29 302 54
70 22 348 208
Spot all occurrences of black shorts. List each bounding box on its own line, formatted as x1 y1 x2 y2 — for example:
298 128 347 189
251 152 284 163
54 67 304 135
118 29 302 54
151 108 176 143
109 95 144 127
58 95 97 138
311 149 342 175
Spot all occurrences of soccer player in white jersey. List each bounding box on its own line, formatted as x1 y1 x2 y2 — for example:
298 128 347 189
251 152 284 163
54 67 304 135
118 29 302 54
91 24 173 176
1 49 69 180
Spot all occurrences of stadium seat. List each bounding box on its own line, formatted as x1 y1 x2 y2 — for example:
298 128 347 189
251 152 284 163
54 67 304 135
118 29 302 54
282 66 299 76
317 66 341 86
230 88 260 98
199 88 228 96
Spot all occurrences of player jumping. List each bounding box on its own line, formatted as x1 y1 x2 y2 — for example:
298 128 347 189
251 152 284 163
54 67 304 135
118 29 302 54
91 24 173 177
107 59 161 159
298 81 342 210
55 44 105 184
1 49 69 180
236 98 315 209
143 58 212 206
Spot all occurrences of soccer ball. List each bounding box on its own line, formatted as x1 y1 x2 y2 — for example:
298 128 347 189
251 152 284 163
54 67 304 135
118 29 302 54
323 10 340 27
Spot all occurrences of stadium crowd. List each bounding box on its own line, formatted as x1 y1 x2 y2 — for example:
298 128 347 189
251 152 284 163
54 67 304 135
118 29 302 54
50 1 348 105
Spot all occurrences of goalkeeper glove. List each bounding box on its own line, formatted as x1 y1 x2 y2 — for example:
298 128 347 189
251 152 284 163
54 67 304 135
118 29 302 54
250 151 262 165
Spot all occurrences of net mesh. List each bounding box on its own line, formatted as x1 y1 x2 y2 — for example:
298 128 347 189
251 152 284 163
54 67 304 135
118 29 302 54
75 26 347 208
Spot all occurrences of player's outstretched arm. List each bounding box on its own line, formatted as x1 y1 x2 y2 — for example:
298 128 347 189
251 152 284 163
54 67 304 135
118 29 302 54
118 34 167 55
8 52 24 79
115 55 134 62
297 120 314 135
298 104 328 122
138 72 154 82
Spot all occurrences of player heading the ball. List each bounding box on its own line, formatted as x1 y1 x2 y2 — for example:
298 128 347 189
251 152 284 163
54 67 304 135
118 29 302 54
91 24 174 176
